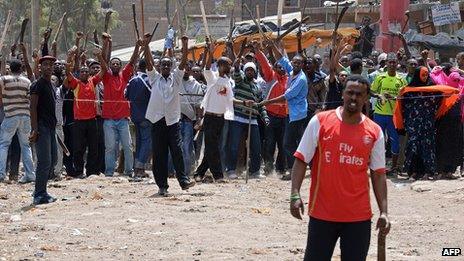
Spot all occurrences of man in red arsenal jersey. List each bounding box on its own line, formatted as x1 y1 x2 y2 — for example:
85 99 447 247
291 75 390 260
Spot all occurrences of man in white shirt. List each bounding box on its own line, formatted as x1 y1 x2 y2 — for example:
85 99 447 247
193 40 253 182
144 36 195 196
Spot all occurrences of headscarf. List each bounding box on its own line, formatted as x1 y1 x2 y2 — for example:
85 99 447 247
409 66 433 87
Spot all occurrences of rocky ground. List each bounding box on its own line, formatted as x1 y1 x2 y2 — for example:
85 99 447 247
0 173 463 261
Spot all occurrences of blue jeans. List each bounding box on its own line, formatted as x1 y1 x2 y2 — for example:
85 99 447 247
180 119 195 176
374 114 399 154
104 119 133 176
34 122 57 198
0 116 35 179
134 120 152 169
226 120 261 174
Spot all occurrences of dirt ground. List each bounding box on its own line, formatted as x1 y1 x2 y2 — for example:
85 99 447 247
0 172 463 261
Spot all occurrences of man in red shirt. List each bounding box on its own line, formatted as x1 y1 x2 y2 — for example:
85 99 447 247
253 42 289 176
290 75 390 260
65 47 104 177
96 37 141 177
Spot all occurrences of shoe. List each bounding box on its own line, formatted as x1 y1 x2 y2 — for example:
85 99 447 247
249 172 266 179
158 188 168 196
215 178 228 183
180 180 196 190
202 175 215 183
9 174 18 182
194 174 203 182
227 171 238 180
281 173 291 181
19 175 36 184
0 176 5 183
33 194 57 205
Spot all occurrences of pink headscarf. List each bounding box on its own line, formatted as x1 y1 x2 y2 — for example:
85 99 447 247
430 66 464 121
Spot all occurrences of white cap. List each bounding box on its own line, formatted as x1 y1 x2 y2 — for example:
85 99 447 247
378 53 387 64
243 62 257 73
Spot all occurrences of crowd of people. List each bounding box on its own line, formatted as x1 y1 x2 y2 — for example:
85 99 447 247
0 25 463 206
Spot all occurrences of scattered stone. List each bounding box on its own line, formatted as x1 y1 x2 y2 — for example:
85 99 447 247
71 229 83 236
0 194 8 200
411 185 432 192
112 177 129 184
91 192 103 200
40 245 60 251
182 207 206 213
289 248 305 254
251 208 271 215
9 214 21 222
34 252 45 258
127 218 139 223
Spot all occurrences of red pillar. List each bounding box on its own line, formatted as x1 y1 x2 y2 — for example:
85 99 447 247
375 0 410 52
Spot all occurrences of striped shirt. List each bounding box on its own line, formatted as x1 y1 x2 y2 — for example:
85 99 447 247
0 75 31 118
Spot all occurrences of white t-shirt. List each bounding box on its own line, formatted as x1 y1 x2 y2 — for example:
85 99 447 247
201 70 234 120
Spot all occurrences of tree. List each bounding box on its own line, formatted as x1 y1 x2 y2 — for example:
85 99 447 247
0 0 121 58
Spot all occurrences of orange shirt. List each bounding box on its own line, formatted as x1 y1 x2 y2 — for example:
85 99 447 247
68 75 102 120
294 108 386 222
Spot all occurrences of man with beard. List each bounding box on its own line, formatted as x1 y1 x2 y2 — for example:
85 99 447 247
290 75 390 260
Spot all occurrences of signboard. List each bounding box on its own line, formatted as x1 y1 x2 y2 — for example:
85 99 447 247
431 2 462 26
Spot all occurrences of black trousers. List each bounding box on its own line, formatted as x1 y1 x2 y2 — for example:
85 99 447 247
304 217 371 261
152 118 188 189
284 117 308 167
264 115 288 172
63 123 76 176
72 119 99 175
195 114 224 179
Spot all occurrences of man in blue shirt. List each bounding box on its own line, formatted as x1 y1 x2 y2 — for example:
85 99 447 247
125 59 151 178
260 44 308 180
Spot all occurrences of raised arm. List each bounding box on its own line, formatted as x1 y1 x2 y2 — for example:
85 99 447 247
65 46 78 88
94 48 107 80
144 34 154 72
178 36 189 70
41 28 52 56
128 38 142 66
73 32 84 72
205 37 213 70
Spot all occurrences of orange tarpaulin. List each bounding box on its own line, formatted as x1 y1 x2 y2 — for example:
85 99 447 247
188 28 359 60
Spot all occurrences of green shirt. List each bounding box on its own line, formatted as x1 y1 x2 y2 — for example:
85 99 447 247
371 73 408 116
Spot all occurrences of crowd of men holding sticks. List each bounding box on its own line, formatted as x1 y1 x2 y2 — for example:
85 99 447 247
3 0 464 259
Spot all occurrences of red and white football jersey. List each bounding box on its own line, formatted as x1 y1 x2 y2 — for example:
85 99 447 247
295 107 386 222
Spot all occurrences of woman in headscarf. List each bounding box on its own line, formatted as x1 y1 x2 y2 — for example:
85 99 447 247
430 64 463 179
395 66 460 180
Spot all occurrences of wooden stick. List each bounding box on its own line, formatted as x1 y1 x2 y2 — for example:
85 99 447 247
132 3 141 40
140 0 145 34
276 16 310 42
53 12 67 43
256 5 264 36
0 10 12 52
245 108 252 184
277 0 284 32
244 4 269 41
199 1 211 38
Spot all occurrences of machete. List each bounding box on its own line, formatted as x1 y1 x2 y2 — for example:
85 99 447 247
19 18 29 43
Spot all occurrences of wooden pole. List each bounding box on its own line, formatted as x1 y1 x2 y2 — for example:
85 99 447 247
53 12 67 43
277 0 284 33
199 1 211 39
31 0 40 52
140 0 145 34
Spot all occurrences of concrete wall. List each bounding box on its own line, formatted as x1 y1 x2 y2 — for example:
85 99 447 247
110 0 243 49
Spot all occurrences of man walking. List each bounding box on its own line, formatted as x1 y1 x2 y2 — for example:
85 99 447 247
144 36 196 195
0 59 35 183
290 75 390 260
